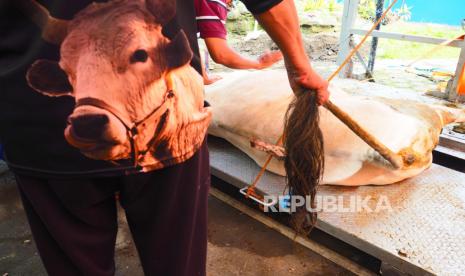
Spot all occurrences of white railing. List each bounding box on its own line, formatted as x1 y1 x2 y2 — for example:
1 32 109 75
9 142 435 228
337 0 465 101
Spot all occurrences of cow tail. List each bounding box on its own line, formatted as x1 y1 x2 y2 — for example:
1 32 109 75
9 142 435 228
283 90 324 235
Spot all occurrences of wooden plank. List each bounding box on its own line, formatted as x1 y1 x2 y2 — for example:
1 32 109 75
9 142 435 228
447 43 465 102
351 29 465 48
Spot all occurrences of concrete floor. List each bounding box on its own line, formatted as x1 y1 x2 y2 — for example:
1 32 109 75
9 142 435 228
0 170 350 276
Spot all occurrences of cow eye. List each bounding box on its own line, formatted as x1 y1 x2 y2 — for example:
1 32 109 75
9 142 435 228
130 49 148 63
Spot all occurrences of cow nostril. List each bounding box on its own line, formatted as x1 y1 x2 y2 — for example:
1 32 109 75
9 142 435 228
70 114 109 140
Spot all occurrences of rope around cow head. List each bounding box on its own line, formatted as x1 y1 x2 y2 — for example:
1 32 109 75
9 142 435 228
75 73 176 169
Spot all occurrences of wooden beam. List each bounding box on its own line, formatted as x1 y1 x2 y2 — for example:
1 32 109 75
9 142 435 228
351 29 465 48
447 43 465 102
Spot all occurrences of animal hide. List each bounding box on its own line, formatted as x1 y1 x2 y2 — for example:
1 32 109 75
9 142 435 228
206 69 465 186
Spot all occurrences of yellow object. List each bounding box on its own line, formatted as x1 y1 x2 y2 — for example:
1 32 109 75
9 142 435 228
432 71 454 78
458 64 465 95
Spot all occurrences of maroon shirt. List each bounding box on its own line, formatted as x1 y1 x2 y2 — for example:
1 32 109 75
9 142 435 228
195 0 228 39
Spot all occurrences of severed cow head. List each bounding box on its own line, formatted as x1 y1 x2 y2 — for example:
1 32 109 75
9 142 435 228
23 0 211 167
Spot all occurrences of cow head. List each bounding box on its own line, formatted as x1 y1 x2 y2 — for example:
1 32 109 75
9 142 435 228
24 0 211 165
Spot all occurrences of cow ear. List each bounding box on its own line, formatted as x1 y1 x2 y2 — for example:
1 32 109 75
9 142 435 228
145 0 176 25
164 30 193 70
26 59 73 97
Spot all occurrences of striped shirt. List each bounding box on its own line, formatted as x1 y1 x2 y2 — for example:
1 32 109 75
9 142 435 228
195 0 228 39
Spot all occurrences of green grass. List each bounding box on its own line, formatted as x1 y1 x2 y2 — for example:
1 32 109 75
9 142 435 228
302 0 342 12
376 21 463 59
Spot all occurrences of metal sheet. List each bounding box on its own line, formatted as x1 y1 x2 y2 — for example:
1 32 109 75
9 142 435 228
209 136 465 275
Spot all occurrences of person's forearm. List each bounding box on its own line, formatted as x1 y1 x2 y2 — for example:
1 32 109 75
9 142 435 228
205 38 261 69
213 50 261 69
254 0 311 75
242 0 330 103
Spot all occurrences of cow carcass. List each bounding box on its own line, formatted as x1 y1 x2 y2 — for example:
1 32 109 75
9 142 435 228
206 70 465 185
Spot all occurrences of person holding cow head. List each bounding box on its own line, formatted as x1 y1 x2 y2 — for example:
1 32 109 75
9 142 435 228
0 0 329 275
195 0 283 84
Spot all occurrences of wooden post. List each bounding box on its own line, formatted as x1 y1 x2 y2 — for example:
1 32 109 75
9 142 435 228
447 39 465 102
337 0 359 78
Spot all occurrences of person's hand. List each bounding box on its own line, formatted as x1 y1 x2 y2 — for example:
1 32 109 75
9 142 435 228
203 74 222 85
257 50 283 69
289 67 330 105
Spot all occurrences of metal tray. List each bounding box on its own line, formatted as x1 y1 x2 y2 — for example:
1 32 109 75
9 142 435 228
209 136 465 275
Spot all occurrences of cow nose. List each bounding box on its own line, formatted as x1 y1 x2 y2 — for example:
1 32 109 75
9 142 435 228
70 114 109 140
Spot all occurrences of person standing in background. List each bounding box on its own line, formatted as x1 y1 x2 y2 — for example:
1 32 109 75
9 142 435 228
0 0 329 275
195 0 283 84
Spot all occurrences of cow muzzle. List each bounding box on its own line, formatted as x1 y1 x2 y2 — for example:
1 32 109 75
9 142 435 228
68 74 176 166
69 114 109 141
65 105 130 160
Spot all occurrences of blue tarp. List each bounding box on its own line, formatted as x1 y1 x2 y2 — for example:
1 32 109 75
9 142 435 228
390 0 464 26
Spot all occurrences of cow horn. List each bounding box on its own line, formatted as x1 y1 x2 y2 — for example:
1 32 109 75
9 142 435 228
16 0 68 45
145 0 176 26
163 30 193 70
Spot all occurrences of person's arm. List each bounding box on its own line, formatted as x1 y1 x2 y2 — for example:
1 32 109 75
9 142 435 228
244 0 329 104
204 37 282 70
201 59 222 85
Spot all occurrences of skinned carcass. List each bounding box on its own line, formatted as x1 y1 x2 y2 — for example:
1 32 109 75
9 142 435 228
206 69 465 186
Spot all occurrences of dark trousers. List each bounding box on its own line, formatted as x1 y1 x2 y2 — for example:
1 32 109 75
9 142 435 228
14 143 210 276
